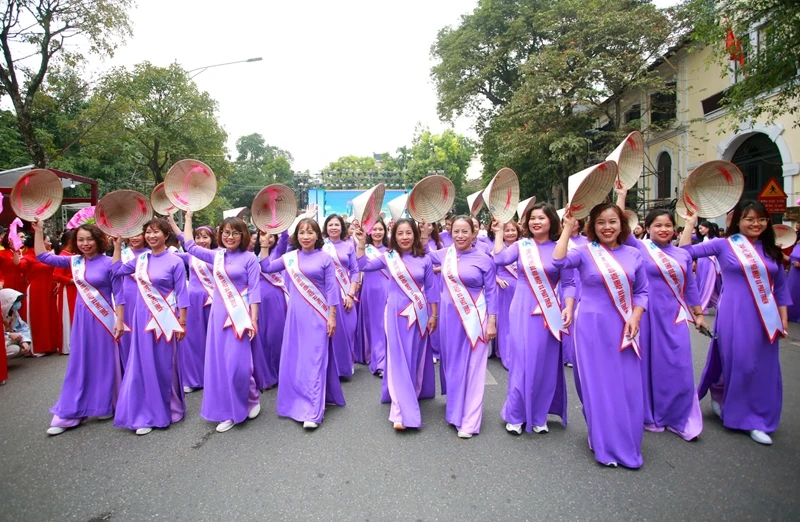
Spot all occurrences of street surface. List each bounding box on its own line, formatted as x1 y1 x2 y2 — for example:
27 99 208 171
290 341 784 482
1 315 798 521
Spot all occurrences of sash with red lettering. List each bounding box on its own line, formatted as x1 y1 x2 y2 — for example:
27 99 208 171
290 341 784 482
283 250 329 321
191 256 214 306
727 234 784 341
442 246 487 349
586 242 640 356
323 239 353 299
213 249 254 339
135 252 184 341
642 239 693 325
385 250 429 337
261 271 289 305
72 255 128 340
518 239 567 340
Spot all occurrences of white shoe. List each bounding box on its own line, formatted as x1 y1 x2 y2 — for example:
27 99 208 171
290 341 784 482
248 403 261 420
215 420 235 433
711 400 722 418
605 462 618 468
457 431 473 439
505 423 523 435
303 421 319 429
46 426 66 436
183 386 196 394
376 370 384 378
135 428 152 436
564 363 573 368
532 423 549 434
749 430 773 445
97 414 113 420
393 422 406 431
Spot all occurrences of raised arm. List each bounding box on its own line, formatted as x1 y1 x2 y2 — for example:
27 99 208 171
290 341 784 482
492 241 519 266
679 214 697 247
261 255 287 274
681 237 724 260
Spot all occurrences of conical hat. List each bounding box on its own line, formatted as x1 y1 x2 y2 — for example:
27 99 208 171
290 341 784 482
387 193 408 222
467 190 484 216
164 159 218 211
773 224 796 249
567 161 618 220
517 197 537 221
683 160 744 218
10 169 63 221
95 190 154 238
675 196 690 218
482 168 520 223
623 210 639 231
66 206 96 230
151 183 178 216
557 208 566 220
351 184 386 234
222 207 248 219
606 131 645 189
251 184 297 234
407 175 455 223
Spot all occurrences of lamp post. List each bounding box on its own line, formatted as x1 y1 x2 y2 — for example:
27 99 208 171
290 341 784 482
188 57 263 78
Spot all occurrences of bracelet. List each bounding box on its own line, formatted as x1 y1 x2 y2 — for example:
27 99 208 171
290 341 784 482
431 315 439 319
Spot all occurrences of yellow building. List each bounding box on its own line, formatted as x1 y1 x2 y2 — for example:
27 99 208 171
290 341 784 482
604 38 799 225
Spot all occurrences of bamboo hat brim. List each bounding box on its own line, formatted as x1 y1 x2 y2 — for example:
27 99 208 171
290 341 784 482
10 169 63 221
151 183 178 216
482 168 520 223
164 159 218 211
407 175 455 223
95 190 154 238
606 131 645 189
467 190 484 216
567 161 618 220
623 210 639 231
517 197 537 221
683 160 744 218
387 193 408 222
351 184 386 234
773 224 796 249
251 184 297 234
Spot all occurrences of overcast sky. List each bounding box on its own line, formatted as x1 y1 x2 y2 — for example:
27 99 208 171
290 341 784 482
91 0 676 173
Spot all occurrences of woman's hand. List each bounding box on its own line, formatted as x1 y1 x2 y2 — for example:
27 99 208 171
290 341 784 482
327 314 336 337
343 295 354 312
427 316 438 335
305 203 317 219
561 307 573 329
491 218 503 234
694 314 709 332
624 317 640 340
496 276 509 289
175 327 186 342
486 316 497 342
113 319 125 340
32 218 43 234
782 318 789 338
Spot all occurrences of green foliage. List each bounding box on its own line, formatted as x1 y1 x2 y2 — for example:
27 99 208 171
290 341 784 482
0 110 29 169
219 133 294 209
323 155 380 172
679 0 800 128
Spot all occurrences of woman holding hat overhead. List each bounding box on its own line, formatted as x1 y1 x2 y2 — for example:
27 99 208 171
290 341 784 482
680 201 790 445
491 203 576 435
117 234 149 371
322 214 360 378
171 212 261 434
355 218 390 376
112 218 188 436
254 230 290 391
559 216 588 370
490 220 523 368
427 215 498 439
353 218 438 429
553 203 648 468
694 220 722 313
260 218 345 429
32 218 126 436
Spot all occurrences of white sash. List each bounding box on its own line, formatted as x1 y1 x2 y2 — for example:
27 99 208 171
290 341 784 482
212 249 254 339
586 242 640 356
71 256 128 340
121 247 135 264
727 234 784 341
385 251 429 337
518 239 566 340
261 271 289 305
135 252 184 342
365 244 389 279
283 250 329 321
191 256 214 306
442 246 487 348
323 239 352 298
642 239 693 325
505 262 519 279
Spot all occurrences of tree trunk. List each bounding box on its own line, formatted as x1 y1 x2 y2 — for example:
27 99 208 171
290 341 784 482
150 140 163 184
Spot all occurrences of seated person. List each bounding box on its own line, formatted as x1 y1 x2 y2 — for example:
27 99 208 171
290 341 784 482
1 289 31 358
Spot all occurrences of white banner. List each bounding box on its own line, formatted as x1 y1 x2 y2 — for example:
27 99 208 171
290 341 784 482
442 246 486 348
323 239 352 298
191 256 215 306
261 271 289 305
72 256 128 340
213 249 254 339
385 250 428 337
365 244 389 279
518 239 566 340
135 252 184 342
283 250 329 320
642 239 693 325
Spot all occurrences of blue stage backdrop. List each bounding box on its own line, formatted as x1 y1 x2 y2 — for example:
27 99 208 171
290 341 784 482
307 188 407 222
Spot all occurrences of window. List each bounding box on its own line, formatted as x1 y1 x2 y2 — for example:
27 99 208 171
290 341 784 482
656 152 672 200
624 105 641 124
650 82 677 124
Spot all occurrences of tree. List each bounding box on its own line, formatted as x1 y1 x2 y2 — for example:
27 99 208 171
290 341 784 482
0 110 29 168
681 0 800 128
0 0 133 167
323 155 380 172
219 133 294 209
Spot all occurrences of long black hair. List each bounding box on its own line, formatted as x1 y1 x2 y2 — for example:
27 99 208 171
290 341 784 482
697 220 720 240
727 200 783 263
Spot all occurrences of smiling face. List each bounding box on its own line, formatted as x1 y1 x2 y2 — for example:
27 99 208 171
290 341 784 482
127 234 145 250
220 224 243 251
528 209 551 239
470 217 480 242
394 222 414 252
326 217 342 241
739 209 769 239
76 229 98 257
594 208 622 247
297 222 318 251
698 224 709 236
503 222 519 243
453 218 474 251
647 214 674 246
195 230 213 249
370 221 386 244
144 225 167 250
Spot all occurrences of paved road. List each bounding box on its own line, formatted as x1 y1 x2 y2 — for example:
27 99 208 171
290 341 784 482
1 316 799 521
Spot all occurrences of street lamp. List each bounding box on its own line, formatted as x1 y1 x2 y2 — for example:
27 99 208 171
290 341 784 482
188 57 263 78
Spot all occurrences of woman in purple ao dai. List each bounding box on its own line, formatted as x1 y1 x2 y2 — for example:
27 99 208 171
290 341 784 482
355 219 390 375
354 218 439 429
428 216 498 439
786 241 800 322
559 218 588 369
261 218 345 429
172 212 262 434
553 203 648 468
112 219 188 436
33 220 126 436
118 233 148 372
492 220 523 369
680 201 790 446
491 203 576 436
322 215 360 378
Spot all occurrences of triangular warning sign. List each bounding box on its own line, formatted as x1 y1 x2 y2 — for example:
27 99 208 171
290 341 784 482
758 177 786 198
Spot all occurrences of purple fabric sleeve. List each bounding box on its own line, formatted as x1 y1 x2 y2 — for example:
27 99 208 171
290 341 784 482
246 254 262 305
492 242 519 266
184 239 216 264
36 251 71 268
423 256 439 304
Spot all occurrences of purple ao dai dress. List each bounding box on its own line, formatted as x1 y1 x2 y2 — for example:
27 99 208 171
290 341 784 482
112 251 188 431
493 240 575 432
183 237 261 425
118 247 148 371
787 244 800 322
429 246 498 435
36 253 124 428
175 251 213 390
253 232 290 391
552 243 648 468
261 249 346 424
494 241 520 368
325 239 359 378
356 243 390 374
560 234 588 367
683 238 790 435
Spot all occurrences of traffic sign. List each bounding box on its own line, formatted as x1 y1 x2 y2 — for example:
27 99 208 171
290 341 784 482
757 177 787 213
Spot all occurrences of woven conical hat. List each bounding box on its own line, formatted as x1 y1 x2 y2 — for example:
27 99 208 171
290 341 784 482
482 168 520 223
623 210 639 231
517 197 537 221
251 184 297 234
467 190 485 216
351 184 386 233
164 159 217 211
151 183 178 216
683 160 744 218
407 175 455 223
606 131 645 189
95 190 153 238
773 224 796 249
10 169 63 221
387 193 408 221
557 208 566 220
567 161 618 220
675 196 690 218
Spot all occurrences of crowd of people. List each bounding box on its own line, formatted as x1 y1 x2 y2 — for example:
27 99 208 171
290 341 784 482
0 195 794 469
